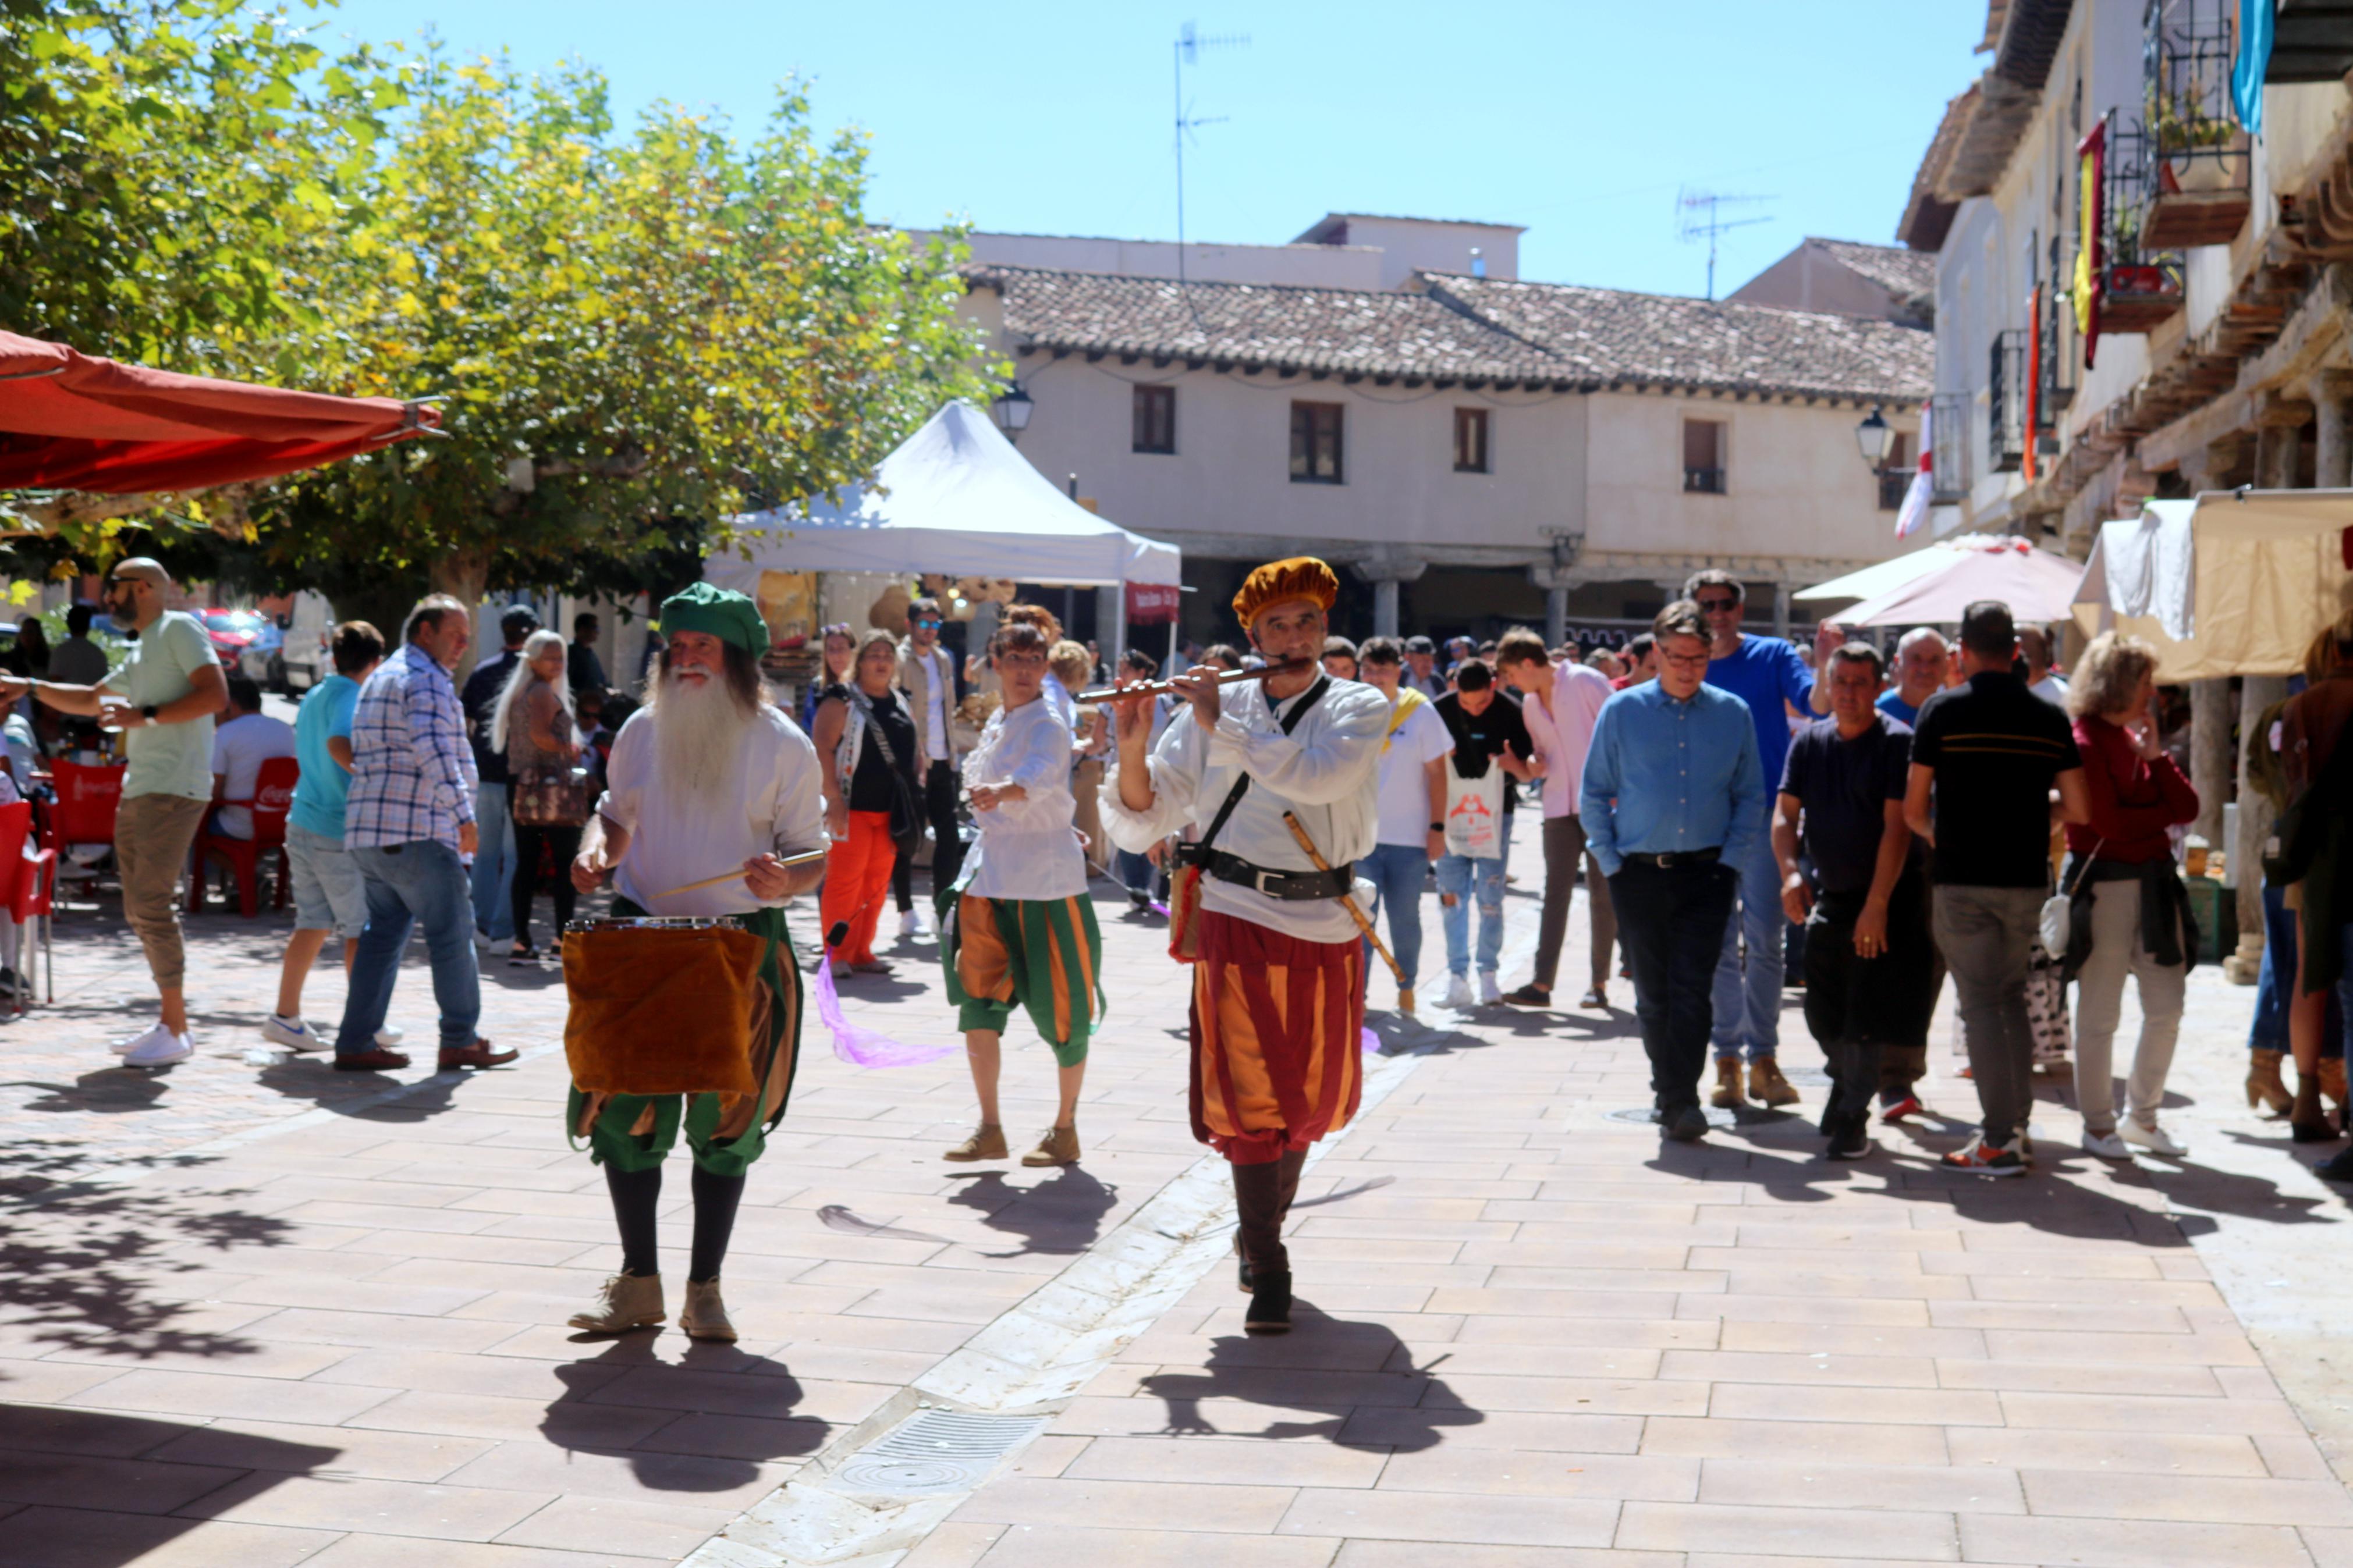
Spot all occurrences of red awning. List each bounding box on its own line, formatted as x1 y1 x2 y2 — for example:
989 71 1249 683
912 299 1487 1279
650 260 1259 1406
0 330 438 494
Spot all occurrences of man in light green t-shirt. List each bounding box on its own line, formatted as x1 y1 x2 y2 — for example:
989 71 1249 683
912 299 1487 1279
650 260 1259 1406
0 559 226 1065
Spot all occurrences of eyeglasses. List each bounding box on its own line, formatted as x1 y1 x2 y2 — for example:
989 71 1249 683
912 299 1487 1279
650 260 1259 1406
1696 596 1741 613
1659 649 1712 669
911 618 942 628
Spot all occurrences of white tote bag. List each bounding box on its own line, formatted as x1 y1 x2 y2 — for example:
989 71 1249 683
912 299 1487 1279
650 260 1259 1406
1443 766 1506 860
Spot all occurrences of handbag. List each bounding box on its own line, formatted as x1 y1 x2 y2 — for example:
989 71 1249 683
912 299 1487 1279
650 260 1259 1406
513 762 592 827
2039 837 2103 955
851 689 925 859
1167 675 1329 963
1443 763 1506 860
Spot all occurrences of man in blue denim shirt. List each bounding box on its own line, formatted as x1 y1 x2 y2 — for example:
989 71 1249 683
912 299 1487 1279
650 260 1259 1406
1583 600 1766 1141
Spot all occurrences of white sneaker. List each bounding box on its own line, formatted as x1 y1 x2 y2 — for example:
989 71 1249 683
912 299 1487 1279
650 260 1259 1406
124 1030 194 1068
111 1020 176 1057
1442 975 1474 1010
2081 1129 2132 1160
376 1025 406 1046
1478 972 1503 1007
261 1015 324 1052
487 938 516 958
898 907 931 939
2120 1117 2187 1157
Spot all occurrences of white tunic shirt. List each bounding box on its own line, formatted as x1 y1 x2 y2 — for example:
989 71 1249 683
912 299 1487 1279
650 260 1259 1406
599 705 827 918
962 695 1088 901
1101 675 1387 945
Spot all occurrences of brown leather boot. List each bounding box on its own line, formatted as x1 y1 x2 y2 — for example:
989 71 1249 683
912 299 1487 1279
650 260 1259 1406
680 1278 737 1342
943 1123 1007 1162
568 1272 664 1335
1710 1058 1745 1109
2246 1048 2294 1115
1749 1059 1800 1108
439 1038 517 1071
1021 1123 1080 1167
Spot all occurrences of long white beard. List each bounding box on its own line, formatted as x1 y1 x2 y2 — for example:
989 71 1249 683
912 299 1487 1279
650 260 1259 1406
651 670 751 803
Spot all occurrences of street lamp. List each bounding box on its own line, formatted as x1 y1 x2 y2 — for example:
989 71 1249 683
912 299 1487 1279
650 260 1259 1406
1854 404 1893 469
991 382 1034 442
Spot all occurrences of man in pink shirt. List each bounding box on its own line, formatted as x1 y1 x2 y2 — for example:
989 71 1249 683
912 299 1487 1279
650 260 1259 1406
1495 627 1617 1008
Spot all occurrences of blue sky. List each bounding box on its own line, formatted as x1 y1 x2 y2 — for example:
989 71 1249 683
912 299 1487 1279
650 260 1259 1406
313 0 1989 298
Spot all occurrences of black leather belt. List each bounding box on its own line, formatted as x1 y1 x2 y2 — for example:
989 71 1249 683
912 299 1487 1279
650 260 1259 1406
1620 847 1722 870
1197 849 1355 901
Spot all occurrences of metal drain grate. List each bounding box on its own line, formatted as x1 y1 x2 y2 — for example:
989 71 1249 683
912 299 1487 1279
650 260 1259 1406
833 1409 1046 1496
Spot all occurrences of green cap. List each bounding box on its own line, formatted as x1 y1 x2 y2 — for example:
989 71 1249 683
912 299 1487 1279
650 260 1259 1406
659 582 767 656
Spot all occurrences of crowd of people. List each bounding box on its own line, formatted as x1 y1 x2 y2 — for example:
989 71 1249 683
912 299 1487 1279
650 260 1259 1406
2 549 2351 1335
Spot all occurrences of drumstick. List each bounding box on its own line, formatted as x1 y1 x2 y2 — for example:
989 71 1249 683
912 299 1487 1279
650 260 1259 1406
650 848 828 901
1280 810 1414 1015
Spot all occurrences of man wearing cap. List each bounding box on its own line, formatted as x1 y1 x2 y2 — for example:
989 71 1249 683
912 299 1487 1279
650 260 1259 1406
0 558 225 1065
1400 636 1447 702
332 594 514 1074
565 583 827 1342
1103 557 1387 1335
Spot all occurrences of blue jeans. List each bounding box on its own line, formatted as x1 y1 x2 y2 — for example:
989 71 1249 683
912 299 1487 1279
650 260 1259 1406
469 783 517 940
338 840 482 1055
1436 837 1509 978
2250 878 2349 1058
1711 816 1784 1060
1115 848 1156 900
1361 842 1430 987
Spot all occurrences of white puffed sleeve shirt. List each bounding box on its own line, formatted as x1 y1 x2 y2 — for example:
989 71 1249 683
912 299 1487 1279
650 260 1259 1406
599 705 828 918
1100 676 1387 945
961 696 1089 901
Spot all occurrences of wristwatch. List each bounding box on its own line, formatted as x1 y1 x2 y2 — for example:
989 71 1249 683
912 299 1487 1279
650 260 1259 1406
1428 821 1445 833
141 705 158 726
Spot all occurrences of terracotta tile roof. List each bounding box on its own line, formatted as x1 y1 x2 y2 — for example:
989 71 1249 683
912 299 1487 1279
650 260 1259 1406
1812 239 1938 301
972 265 1934 403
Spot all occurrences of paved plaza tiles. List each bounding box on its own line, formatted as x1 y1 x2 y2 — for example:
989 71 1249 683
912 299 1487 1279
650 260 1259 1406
3 811 2351 1566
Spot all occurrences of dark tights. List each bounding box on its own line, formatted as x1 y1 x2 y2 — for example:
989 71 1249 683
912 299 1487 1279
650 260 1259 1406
603 1162 747 1283
1231 1148 1309 1275
510 819 583 951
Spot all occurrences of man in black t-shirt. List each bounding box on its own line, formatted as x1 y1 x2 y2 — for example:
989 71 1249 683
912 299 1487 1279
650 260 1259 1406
1432 663 1536 1008
1776 642 1933 1160
1904 601 2088 1176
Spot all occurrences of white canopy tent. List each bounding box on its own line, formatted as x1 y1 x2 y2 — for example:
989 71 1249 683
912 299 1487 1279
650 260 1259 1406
1793 543 1968 606
712 399 1181 591
2071 490 2353 681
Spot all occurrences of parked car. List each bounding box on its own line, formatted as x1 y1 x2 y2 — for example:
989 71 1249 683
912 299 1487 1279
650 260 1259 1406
200 609 270 666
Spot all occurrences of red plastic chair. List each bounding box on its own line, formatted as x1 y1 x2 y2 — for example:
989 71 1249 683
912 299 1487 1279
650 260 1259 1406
190 754 299 917
0 799 56 1013
45 757 123 850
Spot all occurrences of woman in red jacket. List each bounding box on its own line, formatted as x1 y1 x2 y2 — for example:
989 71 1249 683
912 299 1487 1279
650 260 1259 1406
2064 634 2200 1160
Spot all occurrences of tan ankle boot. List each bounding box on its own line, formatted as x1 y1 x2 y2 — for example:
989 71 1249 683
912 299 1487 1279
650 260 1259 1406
1710 1058 1745 1109
2246 1048 2294 1115
569 1272 663 1334
943 1123 1007 1161
1021 1123 1080 1167
1749 1059 1800 1108
680 1278 737 1342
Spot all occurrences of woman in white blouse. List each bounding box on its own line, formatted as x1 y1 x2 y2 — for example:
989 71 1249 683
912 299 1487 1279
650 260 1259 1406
938 621 1104 1169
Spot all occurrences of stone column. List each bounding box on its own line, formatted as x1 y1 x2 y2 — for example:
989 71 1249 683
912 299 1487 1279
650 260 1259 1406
1350 557 1427 640
1528 564 1576 649
2189 678 2233 845
2311 370 2353 488
1772 582 1792 638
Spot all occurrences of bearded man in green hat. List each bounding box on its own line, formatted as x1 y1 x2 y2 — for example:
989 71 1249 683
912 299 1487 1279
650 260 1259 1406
564 582 828 1342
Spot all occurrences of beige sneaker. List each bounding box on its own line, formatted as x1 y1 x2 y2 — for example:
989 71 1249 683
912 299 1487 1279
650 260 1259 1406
943 1123 1008 1162
1021 1123 1080 1167
569 1272 664 1334
680 1278 738 1342
1749 1059 1800 1108
1709 1058 1745 1109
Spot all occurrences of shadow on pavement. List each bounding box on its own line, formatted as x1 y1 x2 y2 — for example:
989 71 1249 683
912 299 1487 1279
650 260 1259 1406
946 1167 1120 1257
1141 1310 1484 1450
0 1408 339 1568
540 1336 829 1489
0 1153 291 1359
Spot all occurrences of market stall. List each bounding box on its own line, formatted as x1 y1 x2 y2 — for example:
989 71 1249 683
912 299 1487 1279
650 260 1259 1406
2071 490 2353 681
1813 534 2088 628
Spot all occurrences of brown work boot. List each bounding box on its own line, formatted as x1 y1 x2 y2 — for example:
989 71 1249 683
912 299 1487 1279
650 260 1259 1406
1709 1058 1745 1109
333 1046 410 1072
439 1038 517 1071
1021 1123 1080 1167
679 1278 738 1342
1749 1058 1800 1108
2246 1047 2293 1115
568 1272 664 1335
943 1123 1008 1162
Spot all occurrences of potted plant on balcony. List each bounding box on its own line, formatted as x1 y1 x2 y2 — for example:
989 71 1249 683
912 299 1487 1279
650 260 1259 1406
2150 87 2242 194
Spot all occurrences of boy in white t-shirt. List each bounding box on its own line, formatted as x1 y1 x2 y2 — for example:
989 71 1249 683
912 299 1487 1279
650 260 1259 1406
1355 636 1453 1007
209 673 296 840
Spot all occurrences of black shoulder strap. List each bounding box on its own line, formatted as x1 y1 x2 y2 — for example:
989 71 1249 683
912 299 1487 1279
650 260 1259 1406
1195 674 1330 855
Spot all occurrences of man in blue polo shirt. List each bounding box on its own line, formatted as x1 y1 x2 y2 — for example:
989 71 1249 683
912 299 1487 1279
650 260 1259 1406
1583 600 1765 1142
1685 570 1839 1111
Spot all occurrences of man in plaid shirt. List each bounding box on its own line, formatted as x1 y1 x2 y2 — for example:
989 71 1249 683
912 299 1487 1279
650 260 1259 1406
331 594 517 1073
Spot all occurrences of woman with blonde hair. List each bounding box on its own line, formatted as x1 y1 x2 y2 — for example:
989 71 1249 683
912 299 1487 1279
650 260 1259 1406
811 630 921 976
2061 633 2200 1158
492 629 584 963
1049 639 1109 876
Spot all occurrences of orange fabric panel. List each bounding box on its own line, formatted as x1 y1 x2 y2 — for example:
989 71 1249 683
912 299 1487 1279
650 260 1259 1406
955 893 1014 1004
1189 910 1363 1164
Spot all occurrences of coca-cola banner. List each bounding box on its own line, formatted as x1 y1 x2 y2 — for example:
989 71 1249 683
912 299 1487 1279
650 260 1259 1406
1126 581 1181 624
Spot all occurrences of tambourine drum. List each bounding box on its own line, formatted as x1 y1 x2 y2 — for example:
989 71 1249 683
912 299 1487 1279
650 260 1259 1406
561 916 765 1097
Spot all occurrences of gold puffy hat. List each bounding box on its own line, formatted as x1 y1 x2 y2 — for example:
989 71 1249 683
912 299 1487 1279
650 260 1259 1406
1231 556 1339 631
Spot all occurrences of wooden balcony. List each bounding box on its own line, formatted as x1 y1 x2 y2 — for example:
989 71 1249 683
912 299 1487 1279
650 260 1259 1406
2100 264 2186 333
2143 134 2253 248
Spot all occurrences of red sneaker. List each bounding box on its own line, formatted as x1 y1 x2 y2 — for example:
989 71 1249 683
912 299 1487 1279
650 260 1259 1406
1880 1095 1922 1122
1942 1136 2027 1177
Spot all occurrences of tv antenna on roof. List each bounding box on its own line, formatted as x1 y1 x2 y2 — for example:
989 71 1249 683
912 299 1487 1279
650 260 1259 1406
1676 187 1774 301
1174 20 1249 287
